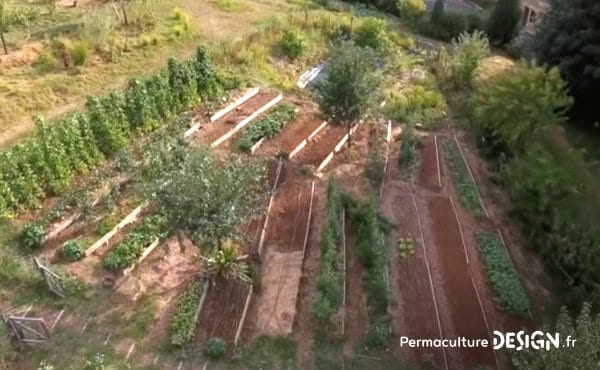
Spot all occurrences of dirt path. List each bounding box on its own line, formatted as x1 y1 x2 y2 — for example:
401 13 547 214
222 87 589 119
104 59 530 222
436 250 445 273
420 135 441 190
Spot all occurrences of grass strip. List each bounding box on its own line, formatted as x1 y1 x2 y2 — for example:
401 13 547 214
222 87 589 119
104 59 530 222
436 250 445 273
477 233 530 317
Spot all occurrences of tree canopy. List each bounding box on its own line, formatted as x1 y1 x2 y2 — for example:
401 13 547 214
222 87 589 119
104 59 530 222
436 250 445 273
535 0 600 119
486 0 522 46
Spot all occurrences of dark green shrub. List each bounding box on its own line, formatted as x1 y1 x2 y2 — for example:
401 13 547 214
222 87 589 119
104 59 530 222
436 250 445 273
280 29 305 59
21 223 45 250
204 337 227 359
61 240 85 262
355 17 392 51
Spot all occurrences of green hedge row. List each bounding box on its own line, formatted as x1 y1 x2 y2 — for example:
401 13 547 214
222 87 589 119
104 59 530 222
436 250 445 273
314 179 344 326
237 105 296 153
477 233 530 317
0 46 238 218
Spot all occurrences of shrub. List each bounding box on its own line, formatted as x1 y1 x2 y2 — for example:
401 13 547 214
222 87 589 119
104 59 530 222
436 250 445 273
355 17 392 52
70 40 91 66
396 0 426 21
204 337 227 359
385 86 446 128
280 29 305 59
237 105 296 152
451 31 490 86
365 137 385 190
477 233 530 317
61 240 85 262
21 223 44 250
33 52 59 73
366 323 391 349
170 281 203 346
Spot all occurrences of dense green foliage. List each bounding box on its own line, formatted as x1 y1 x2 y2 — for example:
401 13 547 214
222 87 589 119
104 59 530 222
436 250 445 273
385 86 445 128
145 147 266 248
201 241 251 283
170 280 204 346
451 31 490 86
354 17 392 52
396 0 426 20
443 140 483 216
280 29 305 59
314 179 344 325
485 0 522 46
477 233 530 317
535 0 600 119
365 136 385 190
475 63 572 154
512 302 600 369
21 223 44 250
237 105 296 152
430 0 445 23
317 41 381 137
103 214 166 270
398 124 419 174
204 337 227 359
0 46 228 218
61 240 85 262
344 194 391 348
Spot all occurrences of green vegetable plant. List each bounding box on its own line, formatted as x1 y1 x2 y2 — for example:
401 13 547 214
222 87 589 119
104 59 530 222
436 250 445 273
443 139 483 217
397 238 415 259
204 337 227 359
21 223 45 250
237 105 296 152
103 214 166 270
61 240 85 262
170 280 204 346
477 233 530 317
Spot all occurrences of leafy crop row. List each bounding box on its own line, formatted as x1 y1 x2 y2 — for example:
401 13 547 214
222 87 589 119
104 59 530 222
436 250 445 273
170 280 205 346
314 179 344 326
477 233 530 317
344 194 392 349
103 214 167 270
237 105 296 152
0 46 237 218
443 139 483 216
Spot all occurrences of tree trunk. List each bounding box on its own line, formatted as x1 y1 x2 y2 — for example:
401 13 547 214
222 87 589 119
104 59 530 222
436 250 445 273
0 32 7 55
347 121 352 148
121 4 129 25
73 0 78 7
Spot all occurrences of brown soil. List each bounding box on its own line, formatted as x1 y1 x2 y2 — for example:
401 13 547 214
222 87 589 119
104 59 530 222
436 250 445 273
424 195 496 369
291 125 347 167
342 229 368 356
194 91 278 146
254 109 324 157
198 277 251 343
420 134 440 190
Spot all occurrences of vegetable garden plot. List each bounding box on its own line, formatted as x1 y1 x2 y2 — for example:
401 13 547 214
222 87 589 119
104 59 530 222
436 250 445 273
424 195 497 369
420 135 442 189
193 91 279 146
197 277 251 344
291 125 347 167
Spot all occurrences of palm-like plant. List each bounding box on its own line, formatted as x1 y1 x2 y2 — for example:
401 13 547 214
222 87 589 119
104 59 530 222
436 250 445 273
201 240 251 284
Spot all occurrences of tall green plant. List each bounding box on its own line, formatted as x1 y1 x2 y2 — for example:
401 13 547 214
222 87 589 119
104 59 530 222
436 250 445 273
486 0 522 46
451 31 490 86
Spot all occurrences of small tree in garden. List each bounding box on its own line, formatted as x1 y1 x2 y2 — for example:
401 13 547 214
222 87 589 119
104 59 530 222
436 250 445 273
512 303 600 369
451 31 490 86
475 63 572 153
145 147 267 248
486 0 522 46
316 42 381 147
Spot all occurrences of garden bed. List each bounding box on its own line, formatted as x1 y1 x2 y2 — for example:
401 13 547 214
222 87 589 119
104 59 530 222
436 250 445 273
197 277 251 344
420 135 441 189
291 125 347 168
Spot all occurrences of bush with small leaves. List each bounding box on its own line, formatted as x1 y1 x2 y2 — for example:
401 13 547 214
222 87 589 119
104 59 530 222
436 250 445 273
451 31 490 86
22 223 45 250
280 29 305 59
204 337 227 359
70 41 91 66
61 240 85 262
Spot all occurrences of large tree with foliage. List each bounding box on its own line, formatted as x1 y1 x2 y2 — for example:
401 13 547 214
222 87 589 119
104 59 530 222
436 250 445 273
486 0 522 46
316 41 381 146
475 62 572 154
512 302 600 369
535 0 600 120
144 146 267 248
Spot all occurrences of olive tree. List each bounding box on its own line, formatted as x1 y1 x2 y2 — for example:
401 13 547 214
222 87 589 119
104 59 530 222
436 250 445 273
316 41 381 146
